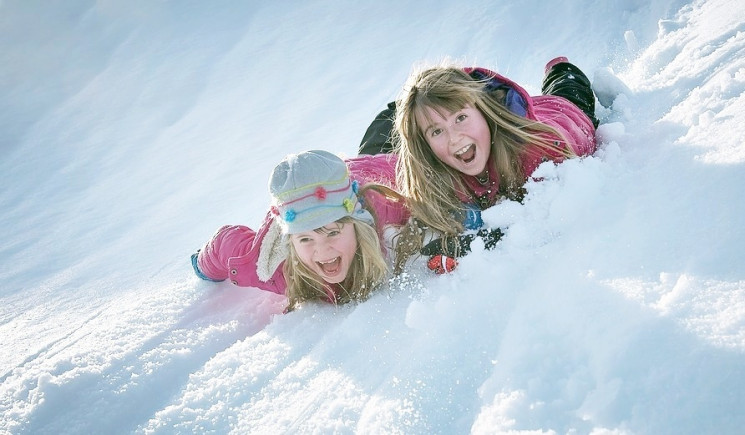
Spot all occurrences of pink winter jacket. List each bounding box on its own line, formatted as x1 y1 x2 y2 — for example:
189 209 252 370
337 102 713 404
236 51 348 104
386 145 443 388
194 153 409 294
460 67 597 207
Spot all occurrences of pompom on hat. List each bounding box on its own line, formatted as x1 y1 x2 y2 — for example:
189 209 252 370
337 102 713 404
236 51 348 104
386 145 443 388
269 150 374 234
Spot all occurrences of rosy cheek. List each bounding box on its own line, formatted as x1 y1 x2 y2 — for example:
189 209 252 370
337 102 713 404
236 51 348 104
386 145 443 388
293 244 312 261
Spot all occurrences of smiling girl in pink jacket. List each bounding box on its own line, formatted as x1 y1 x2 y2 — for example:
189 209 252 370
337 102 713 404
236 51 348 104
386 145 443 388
192 150 408 311
364 58 598 272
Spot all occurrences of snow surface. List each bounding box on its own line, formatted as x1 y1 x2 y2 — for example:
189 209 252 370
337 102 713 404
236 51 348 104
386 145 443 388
2 0 745 433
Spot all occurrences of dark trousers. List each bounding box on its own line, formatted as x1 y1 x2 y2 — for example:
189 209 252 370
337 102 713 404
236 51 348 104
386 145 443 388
358 101 396 155
541 62 599 128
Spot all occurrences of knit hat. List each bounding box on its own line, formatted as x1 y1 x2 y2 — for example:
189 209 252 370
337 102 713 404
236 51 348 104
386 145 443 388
269 150 374 234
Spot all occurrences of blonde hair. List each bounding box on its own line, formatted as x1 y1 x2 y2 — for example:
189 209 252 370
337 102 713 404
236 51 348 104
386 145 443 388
283 213 389 311
393 65 574 270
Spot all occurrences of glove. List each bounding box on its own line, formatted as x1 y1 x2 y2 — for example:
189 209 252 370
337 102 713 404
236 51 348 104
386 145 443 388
420 228 504 258
427 254 458 274
476 227 503 250
420 234 469 258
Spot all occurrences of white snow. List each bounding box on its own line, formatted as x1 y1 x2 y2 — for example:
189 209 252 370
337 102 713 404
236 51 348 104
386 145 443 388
2 0 744 433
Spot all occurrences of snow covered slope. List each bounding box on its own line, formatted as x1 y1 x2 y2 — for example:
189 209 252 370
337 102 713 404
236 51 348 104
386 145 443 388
1 0 744 433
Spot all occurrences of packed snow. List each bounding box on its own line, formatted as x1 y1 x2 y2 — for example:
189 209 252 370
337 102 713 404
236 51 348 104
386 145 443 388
2 0 744 433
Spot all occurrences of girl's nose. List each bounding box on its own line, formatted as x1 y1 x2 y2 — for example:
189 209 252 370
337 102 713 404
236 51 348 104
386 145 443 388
448 128 461 145
314 239 333 254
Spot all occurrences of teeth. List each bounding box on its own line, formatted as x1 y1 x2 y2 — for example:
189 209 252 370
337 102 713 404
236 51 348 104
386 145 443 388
455 144 473 156
318 257 339 265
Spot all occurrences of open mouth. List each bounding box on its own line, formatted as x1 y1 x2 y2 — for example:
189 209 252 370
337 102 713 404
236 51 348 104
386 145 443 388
317 257 342 275
455 144 476 163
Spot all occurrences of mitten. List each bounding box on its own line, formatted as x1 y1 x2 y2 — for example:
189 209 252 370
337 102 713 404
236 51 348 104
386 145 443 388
191 250 222 282
427 254 458 274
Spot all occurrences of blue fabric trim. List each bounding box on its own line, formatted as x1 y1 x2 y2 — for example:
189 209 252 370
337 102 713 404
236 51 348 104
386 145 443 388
191 251 222 282
462 204 484 230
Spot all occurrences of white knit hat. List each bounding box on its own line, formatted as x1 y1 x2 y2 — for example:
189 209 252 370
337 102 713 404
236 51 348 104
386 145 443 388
269 150 373 234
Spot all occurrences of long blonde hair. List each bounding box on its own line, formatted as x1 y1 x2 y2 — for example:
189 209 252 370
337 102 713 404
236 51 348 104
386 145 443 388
282 182 406 310
394 65 574 269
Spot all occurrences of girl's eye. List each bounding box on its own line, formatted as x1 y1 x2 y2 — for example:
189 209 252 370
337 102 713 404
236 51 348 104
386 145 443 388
430 128 442 137
297 236 312 243
456 114 467 122
327 230 341 237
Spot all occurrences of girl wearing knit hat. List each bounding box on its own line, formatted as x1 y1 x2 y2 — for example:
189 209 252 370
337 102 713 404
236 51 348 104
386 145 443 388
192 150 409 311
360 58 598 274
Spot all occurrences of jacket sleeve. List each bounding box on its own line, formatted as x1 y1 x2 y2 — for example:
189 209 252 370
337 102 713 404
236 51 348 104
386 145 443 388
195 225 256 282
364 189 410 228
347 153 410 228
518 95 597 177
233 211 287 294
194 212 287 294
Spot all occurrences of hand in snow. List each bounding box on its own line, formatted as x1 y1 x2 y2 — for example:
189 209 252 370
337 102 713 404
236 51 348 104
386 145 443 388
420 228 503 258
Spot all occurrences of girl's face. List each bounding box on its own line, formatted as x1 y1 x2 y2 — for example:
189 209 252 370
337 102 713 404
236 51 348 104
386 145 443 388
416 104 491 177
290 221 358 284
